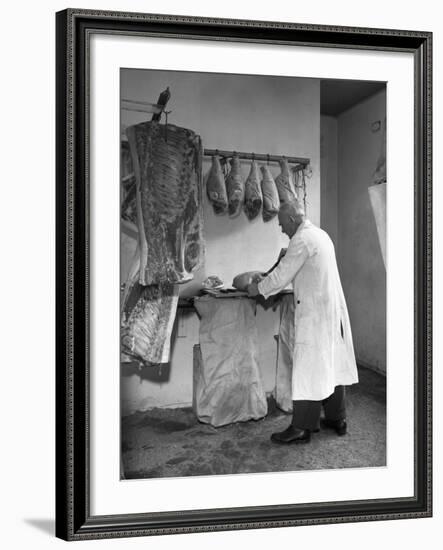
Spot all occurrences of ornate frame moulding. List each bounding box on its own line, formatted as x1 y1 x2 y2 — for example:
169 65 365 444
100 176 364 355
55 9 432 541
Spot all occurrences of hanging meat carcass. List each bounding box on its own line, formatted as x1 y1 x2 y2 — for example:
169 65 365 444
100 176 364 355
275 158 298 204
120 244 180 366
225 155 245 217
206 155 228 214
126 121 204 286
121 141 137 224
260 165 280 221
244 160 263 220
121 279 179 365
122 121 204 366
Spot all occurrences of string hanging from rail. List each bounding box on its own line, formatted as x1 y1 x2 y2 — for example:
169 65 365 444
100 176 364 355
121 87 172 139
301 166 307 213
289 165 309 214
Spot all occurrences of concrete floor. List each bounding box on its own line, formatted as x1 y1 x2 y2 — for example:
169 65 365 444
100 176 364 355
121 366 386 479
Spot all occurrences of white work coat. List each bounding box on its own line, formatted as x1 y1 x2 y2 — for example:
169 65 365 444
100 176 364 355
258 220 358 401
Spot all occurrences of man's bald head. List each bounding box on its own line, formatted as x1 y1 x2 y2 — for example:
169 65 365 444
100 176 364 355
279 199 305 218
278 199 305 238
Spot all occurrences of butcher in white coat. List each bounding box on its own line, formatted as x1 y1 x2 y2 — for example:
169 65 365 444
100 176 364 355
248 199 358 444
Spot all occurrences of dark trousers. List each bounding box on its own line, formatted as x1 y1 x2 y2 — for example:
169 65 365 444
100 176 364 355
292 385 346 431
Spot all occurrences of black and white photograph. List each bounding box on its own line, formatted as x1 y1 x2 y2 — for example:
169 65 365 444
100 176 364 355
54 3 433 543
119 69 387 480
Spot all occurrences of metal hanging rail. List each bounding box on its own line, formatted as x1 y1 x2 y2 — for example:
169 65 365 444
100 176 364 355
121 87 172 118
121 100 163 115
203 149 310 167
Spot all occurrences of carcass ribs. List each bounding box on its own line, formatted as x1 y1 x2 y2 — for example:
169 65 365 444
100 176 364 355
121 280 179 365
126 121 204 286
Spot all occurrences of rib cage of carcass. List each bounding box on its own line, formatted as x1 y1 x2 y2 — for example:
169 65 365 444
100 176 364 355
121 121 204 366
126 121 204 286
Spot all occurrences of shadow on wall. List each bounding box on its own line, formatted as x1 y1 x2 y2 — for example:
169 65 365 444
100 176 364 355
121 362 171 383
337 89 387 373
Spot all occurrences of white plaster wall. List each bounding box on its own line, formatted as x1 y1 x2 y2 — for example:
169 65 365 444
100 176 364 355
320 115 339 246
337 90 387 373
121 70 320 414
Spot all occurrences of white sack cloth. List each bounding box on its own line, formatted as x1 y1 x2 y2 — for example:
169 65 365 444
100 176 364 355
193 296 267 427
274 294 294 412
258 220 358 401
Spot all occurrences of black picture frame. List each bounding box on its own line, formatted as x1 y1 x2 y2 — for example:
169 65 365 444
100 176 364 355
55 8 432 541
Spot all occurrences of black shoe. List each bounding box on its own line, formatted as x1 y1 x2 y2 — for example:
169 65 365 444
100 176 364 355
321 418 347 436
270 425 311 445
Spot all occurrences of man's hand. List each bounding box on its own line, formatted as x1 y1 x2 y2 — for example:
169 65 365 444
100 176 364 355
252 273 265 283
247 282 260 297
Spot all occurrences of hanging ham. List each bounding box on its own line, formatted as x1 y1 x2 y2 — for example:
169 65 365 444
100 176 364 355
126 121 204 286
206 155 228 214
275 158 298 204
225 155 245 217
260 165 280 221
244 160 263 220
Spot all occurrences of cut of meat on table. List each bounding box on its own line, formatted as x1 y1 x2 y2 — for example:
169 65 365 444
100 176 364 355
225 155 245 217
202 275 224 290
260 165 280 221
232 271 265 291
121 280 179 366
206 155 228 214
244 160 263 220
275 158 298 204
126 121 204 286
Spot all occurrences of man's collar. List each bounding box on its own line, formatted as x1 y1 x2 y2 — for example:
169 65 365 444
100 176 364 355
295 218 311 235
